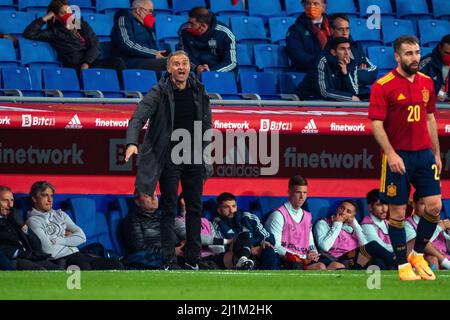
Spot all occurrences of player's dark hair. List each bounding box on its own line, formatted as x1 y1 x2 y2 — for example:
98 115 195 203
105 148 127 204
393 35 420 54
340 199 359 213
188 7 213 26
366 189 388 205
216 192 236 206
288 175 308 189
302 0 327 5
440 34 450 47
329 13 349 29
30 181 55 197
0 186 12 193
330 36 351 50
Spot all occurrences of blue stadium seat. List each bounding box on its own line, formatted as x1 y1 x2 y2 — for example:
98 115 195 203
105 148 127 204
305 198 331 223
442 199 450 219
247 0 284 21
155 15 186 44
19 39 61 68
152 0 172 15
42 67 85 97
69 0 95 14
0 0 16 11
122 69 157 97
172 0 205 14
367 46 395 76
285 0 303 17
216 15 230 27
269 16 296 45
253 44 289 72
395 0 432 20
381 17 416 46
99 41 111 59
349 17 383 47
254 196 287 222
418 19 450 47
239 71 286 100
1 67 44 96
230 16 269 44
420 46 433 57
201 71 242 99
96 0 129 14
85 13 114 42
0 11 36 37
431 0 450 19
68 198 114 251
18 0 48 13
278 72 306 94
210 0 247 16
81 68 126 98
236 43 258 71
0 38 20 67
358 0 395 17
326 0 359 17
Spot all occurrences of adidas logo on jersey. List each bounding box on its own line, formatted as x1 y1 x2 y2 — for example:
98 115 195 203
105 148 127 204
301 119 318 134
65 114 82 129
397 93 406 101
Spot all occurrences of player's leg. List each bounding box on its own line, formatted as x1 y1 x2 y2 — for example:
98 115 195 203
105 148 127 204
363 241 398 269
306 262 326 270
327 261 346 270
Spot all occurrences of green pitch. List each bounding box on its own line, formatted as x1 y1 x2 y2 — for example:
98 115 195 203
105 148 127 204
1 270 449 300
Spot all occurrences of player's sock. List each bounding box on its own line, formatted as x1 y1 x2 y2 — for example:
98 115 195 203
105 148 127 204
388 218 407 264
232 231 251 265
414 211 439 254
441 258 450 270
364 241 398 268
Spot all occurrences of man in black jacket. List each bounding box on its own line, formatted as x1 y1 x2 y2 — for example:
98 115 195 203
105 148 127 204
23 0 125 73
125 50 212 270
0 186 61 270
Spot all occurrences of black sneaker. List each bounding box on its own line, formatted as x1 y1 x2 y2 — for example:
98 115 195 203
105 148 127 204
236 256 254 270
163 262 182 271
184 260 213 270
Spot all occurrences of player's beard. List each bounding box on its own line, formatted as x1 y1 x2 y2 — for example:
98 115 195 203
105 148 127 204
401 60 419 76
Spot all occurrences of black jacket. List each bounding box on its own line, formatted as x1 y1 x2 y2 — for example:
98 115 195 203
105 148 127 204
0 210 46 260
23 18 102 68
126 73 212 195
420 45 448 96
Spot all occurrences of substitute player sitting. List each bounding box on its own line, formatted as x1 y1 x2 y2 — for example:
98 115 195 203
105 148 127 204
369 35 442 280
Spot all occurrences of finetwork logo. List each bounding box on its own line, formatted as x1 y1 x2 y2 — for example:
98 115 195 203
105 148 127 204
65 114 82 129
214 120 250 130
330 122 365 132
0 116 11 126
301 119 318 134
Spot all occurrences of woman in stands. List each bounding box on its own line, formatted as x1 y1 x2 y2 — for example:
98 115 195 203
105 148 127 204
23 0 125 75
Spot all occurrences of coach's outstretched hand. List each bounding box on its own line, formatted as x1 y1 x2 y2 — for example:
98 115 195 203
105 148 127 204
125 145 138 162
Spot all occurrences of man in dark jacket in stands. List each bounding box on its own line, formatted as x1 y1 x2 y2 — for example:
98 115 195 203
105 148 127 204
297 37 370 101
286 0 331 72
110 0 167 71
420 34 450 102
179 7 237 77
23 0 125 73
326 13 377 86
124 50 212 271
0 186 61 270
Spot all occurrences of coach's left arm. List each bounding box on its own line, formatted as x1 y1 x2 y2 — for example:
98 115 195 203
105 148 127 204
427 113 442 174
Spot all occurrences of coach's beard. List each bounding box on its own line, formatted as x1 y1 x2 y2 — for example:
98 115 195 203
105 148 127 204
401 61 419 76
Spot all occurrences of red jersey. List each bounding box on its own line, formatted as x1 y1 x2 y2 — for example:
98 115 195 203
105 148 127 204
369 68 436 151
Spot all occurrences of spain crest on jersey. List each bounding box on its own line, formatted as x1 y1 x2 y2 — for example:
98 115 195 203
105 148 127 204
387 183 397 197
422 87 430 103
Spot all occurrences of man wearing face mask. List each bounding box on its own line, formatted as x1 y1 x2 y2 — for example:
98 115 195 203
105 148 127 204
286 0 331 72
420 34 450 102
23 0 125 73
179 7 237 77
110 0 167 71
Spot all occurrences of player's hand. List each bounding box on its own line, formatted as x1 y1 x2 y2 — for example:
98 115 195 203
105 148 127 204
434 153 442 175
285 252 302 263
260 241 273 249
80 63 89 70
338 60 348 75
175 240 186 257
307 251 320 262
359 63 367 70
125 145 138 162
351 96 360 101
155 51 166 59
437 95 446 102
43 11 55 23
387 152 406 174
65 230 73 237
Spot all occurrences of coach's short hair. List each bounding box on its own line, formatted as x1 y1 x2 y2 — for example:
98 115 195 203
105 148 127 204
0 186 12 193
301 0 327 6
167 50 189 63
329 13 350 29
188 6 213 26
330 36 351 50
393 35 420 54
288 175 308 189
366 189 388 205
440 34 450 47
340 199 359 213
216 192 236 206
30 181 55 197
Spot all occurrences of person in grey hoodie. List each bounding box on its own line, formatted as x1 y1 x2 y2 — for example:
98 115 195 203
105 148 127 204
26 181 123 270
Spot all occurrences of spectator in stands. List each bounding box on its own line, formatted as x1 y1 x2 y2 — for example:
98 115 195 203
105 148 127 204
0 32 18 48
0 185 61 270
420 34 450 102
286 0 331 72
297 37 370 101
326 13 377 86
315 199 398 270
265 176 336 270
23 0 126 74
360 189 394 255
179 7 237 77
110 0 167 71
26 181 124 270
405 191 450 270
212 192 280 270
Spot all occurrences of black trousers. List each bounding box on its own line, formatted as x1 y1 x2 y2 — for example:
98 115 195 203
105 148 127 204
57 252 124 270
159 152 204 265
14 258 63 270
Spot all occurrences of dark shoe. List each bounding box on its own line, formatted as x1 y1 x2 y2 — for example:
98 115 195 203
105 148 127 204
184 259 213 270
236 256 254 270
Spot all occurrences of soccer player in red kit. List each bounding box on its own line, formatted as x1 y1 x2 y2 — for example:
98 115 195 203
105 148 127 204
369 35 442 281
